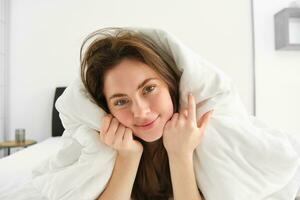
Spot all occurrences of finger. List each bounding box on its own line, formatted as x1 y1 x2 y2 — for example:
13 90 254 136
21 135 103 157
178 110 186 123
105 118 119 144
100 114 113 134
123 128 133 141
183 109 188 118
172 113 179 121
99 115 113 142
179 104 186 115
187 93 196 123
170 113 179 126
114 125 126 146
197 110 213 129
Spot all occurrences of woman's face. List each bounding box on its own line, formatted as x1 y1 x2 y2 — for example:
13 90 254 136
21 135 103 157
103 58 174 142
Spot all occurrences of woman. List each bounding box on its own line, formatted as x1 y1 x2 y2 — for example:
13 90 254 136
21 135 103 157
80 27 212 200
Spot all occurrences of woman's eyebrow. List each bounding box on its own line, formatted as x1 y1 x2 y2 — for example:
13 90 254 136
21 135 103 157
108 77 158 101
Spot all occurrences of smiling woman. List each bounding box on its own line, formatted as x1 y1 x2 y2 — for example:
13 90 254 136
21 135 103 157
103 58 174 143
80 27 207 200
11 26 297 200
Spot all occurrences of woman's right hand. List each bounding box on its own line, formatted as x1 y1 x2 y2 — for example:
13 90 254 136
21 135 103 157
99 114 143 158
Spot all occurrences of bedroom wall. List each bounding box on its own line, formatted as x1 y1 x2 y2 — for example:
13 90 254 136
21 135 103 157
4 0 253 147
0 0 8 157
253 0 300 134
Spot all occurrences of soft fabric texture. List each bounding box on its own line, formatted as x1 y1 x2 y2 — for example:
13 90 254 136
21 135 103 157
27 27 300 199
0 137 63 200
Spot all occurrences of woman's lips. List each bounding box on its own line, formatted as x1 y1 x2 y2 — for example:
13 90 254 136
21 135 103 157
136 116 159 130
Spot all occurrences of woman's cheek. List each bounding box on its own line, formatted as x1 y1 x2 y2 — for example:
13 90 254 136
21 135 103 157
157 91 174 118
112 110 132 128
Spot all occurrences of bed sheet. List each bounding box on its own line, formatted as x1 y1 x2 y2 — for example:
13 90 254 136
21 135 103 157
1 133 300 199
0 137 63 196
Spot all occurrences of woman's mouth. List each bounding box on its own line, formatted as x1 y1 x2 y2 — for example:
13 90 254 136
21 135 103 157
136 116 159 130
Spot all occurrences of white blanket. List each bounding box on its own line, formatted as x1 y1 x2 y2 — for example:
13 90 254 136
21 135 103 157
0 137 63 200
14 27 300 199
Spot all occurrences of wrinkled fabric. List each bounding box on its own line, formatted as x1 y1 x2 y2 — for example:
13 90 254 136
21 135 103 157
25 27 300 199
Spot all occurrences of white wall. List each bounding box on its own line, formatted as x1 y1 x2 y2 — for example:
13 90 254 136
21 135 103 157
7 0 253 142
0 0 8 157
253 0 300 134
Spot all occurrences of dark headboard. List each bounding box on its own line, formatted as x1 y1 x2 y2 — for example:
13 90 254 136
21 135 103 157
52 87 66 137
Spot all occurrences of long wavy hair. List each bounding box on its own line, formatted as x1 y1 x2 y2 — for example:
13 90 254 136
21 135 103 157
80 27 182 200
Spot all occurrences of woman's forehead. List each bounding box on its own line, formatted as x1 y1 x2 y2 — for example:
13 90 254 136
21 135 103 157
103 59 162 94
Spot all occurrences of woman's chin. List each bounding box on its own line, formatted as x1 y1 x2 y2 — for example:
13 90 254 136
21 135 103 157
133 117 166 142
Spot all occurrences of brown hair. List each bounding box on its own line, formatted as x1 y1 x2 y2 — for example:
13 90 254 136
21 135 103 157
80 27 182 200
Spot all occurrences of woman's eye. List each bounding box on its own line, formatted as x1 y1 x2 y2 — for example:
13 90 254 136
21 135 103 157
114 99 128 106
143 85 156 94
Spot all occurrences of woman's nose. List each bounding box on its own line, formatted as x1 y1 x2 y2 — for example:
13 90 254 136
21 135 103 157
131 98 151 118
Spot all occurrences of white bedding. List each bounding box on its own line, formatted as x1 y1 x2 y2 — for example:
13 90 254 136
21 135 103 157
0 137 63 198
0 135 299 200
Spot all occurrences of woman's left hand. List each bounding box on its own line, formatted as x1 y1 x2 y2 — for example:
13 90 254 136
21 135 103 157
162 93 213 157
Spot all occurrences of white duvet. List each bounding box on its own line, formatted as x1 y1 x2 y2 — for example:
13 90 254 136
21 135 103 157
3 27 300 200
0 137 63 200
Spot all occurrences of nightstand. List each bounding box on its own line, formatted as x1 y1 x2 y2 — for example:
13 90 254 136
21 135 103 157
0 140 37 156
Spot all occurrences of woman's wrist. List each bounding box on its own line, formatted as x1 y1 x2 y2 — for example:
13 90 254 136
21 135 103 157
118 150 143 162
98 148 141 200
168 151 202 200
117 143 143 159
167 151 194 161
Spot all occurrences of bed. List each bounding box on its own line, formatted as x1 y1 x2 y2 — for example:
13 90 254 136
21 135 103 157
0 137 64 193
0 87 66 198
